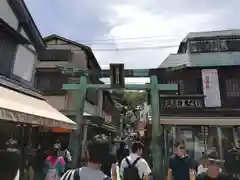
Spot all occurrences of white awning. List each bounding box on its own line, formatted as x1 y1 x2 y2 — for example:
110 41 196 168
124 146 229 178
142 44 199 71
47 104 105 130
0 86 76 129
160 116 240 125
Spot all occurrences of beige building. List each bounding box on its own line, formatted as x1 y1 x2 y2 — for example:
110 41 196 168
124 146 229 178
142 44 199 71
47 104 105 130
35 34 119 136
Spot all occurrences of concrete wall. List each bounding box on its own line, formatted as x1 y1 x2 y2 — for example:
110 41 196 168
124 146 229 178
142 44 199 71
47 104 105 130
44 92 98 116
0 0 18 30
45 95 66 111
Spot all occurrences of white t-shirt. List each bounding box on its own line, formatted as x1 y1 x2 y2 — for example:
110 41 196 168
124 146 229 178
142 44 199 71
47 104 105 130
59 149 72 162
13 169 20 180
120 153 151 178
197 165 222 174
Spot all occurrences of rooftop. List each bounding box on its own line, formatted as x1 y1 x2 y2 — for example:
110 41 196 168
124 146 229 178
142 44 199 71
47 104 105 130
182 29 240 42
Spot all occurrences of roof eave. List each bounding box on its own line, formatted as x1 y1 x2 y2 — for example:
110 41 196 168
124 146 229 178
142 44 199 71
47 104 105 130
8 0 45 52
44 34 102 71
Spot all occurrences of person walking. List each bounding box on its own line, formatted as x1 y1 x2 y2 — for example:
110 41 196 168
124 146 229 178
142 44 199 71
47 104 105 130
60 135 111 180
167 140 197 180
196 151 229 180
0 139 21 180
116 141 129 167
43 143 65 180
101 142 117 180
120 141 151 180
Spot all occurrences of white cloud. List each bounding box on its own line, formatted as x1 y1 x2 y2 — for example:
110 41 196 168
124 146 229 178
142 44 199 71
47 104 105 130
26 0 240 83
92 1 219 71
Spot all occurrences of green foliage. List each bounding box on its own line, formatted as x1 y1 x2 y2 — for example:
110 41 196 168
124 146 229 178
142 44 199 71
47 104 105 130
112 90 147 110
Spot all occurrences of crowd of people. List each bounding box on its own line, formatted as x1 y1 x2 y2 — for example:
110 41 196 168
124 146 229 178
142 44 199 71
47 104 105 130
0 135 236 180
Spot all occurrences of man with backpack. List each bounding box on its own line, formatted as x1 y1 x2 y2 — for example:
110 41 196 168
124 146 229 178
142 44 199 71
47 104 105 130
120 141 151 180
60 135 112 180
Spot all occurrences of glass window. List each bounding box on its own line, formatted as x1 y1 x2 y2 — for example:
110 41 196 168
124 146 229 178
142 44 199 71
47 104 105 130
190 40 219 53
226 38 240 51
13 45 35 81
225 78 240 97
219 40 228 51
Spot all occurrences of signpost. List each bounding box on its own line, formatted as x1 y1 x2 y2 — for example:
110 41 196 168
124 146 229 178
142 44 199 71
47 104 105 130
62 64 178 179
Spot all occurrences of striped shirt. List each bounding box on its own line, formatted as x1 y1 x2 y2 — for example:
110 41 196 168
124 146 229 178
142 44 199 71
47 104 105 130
60 167 111 180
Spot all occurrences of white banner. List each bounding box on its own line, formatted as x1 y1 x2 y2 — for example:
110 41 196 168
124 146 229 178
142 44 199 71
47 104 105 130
201 69 221 107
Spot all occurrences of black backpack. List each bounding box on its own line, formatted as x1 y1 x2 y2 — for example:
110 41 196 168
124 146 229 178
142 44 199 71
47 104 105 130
123 157 142 180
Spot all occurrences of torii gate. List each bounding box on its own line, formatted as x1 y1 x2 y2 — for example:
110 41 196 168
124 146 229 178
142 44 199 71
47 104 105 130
61 64 178 180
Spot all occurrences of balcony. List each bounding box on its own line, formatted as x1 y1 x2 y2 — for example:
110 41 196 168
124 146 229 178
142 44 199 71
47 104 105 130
160 94 205 113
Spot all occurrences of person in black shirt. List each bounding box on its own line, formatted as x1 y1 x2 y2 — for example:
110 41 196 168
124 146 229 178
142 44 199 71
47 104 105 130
168 140 196 180
116 141 129 166
101 152 117 179
0 139 21 180
100 139 117 180
196 150 230 180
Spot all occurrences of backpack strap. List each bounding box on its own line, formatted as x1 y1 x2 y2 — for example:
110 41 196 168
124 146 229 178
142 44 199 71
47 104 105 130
125 158 131 167
73 168 80 180
103 176 111 180
132 157 141 167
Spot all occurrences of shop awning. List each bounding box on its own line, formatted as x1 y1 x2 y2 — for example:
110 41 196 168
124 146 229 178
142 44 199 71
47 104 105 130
160 116 240 125
0 86 76 129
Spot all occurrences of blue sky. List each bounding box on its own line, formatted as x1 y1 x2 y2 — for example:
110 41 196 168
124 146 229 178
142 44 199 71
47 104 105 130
25 0 240 74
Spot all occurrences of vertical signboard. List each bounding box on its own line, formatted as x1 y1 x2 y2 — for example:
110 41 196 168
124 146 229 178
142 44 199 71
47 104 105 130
201 69 221 107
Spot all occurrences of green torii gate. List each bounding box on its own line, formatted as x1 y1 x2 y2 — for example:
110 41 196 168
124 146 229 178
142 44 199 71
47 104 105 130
62 65 178 180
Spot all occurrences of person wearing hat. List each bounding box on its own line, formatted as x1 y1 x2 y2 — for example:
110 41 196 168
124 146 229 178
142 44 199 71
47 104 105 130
196 151 229 180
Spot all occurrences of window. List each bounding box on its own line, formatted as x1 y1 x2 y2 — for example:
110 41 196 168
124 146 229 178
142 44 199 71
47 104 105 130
36 73 67 91
225 78 240 97
190 40 218 53
165 79 184 94
38 49 72 61
219 40 228 51
225 38 240 51
12 45 35 81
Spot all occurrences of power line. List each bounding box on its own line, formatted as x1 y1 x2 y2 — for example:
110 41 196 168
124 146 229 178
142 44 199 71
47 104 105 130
91 45 178 51
83 39 177 46
78 36 176 43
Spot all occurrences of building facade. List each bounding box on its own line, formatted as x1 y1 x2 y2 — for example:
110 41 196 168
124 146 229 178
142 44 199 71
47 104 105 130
156 30 240 172
0 0 76 177
0 0 75 131
35 35 119 137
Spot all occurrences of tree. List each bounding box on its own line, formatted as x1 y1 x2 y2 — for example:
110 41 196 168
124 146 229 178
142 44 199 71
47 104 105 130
112 90 147 110
112 90 147 126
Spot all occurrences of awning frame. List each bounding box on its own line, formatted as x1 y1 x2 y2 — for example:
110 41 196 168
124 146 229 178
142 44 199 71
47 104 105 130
0 108 76 129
